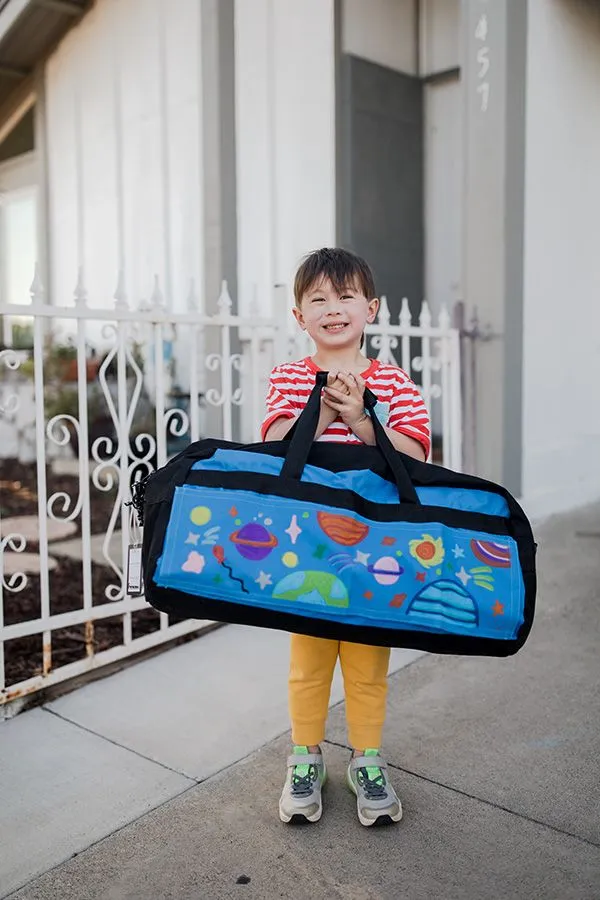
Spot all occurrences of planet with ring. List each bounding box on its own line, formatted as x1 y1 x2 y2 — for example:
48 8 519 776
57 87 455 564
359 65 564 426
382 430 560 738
230 522 278 560
367 555 404 586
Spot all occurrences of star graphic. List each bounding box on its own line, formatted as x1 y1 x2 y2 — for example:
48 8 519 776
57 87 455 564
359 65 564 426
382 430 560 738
389 593 407 608
185 532 200 546
492 600 505 616
255 571 272 590
229 506 237 517
213 574 223 584
452 544 465 559
456 566 471 586
415 572 426 582
355 550 370 566
285 515 302 545
314 544 327 559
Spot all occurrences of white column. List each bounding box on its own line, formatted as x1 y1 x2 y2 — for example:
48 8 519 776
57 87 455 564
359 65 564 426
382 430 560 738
461 0 526 492
234 0 336 318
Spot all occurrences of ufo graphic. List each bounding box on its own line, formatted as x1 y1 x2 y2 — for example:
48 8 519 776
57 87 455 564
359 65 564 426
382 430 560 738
230 522 278 561
470 539 511 568
273 570 349 608
405 578 479 629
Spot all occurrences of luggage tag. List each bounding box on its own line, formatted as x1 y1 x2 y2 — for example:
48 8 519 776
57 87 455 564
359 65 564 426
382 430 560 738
126 503 144 596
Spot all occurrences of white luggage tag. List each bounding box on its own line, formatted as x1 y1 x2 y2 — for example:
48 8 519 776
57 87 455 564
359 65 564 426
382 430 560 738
126 504 144 596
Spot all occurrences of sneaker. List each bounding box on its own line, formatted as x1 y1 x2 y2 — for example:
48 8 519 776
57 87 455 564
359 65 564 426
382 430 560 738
279 746 327 824
346 749 403 827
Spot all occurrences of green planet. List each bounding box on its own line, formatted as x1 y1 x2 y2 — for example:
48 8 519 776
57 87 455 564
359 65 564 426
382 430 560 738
272 570 349 608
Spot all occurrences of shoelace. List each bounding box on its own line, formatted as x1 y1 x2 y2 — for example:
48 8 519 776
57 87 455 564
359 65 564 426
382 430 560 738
356 767 388 800
291 764 318 797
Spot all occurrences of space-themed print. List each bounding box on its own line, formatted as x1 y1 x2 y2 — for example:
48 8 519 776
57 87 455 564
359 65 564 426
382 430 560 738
154 484 525 641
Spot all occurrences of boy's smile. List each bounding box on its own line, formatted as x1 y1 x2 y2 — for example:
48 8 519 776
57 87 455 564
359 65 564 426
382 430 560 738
293 277 379 349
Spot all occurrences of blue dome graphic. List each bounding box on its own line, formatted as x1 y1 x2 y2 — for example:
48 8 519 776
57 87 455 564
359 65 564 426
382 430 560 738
406 579 478 629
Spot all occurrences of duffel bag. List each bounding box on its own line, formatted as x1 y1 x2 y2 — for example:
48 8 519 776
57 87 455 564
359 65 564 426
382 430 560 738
134 372 536 655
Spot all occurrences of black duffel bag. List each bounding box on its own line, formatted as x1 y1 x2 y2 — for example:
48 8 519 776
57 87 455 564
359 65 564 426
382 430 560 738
135 372 536 656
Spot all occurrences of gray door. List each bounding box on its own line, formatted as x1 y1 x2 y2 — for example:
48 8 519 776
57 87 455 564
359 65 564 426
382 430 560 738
337 55 424 323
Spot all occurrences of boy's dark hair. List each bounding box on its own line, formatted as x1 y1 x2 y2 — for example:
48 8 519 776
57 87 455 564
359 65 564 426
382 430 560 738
293 247 376 307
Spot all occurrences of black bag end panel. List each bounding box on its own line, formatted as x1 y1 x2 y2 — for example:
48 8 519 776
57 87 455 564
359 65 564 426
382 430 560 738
145 584 526 658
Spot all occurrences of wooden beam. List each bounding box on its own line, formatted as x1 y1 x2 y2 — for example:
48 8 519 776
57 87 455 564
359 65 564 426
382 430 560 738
0 75 34 145
34 0 85 16
0 0 30 43
0 63 29 79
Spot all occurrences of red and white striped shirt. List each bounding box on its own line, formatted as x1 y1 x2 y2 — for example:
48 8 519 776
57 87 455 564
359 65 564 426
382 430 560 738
261 357 430 457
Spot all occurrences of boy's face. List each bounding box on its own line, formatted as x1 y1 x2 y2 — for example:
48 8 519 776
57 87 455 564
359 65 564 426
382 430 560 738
293 276 379 350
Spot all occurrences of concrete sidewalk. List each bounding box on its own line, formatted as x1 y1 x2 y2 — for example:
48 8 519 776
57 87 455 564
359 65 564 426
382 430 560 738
2 503 599 899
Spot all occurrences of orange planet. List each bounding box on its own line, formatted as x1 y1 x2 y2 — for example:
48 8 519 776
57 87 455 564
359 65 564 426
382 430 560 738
317 511 369 546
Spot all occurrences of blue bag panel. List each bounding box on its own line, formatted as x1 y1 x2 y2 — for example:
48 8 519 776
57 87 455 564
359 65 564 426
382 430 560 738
191 450 510 517
154 484 525 641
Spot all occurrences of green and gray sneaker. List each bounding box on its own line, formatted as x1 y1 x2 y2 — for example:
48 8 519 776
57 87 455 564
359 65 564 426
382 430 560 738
347 749 402 827
279 746 327 824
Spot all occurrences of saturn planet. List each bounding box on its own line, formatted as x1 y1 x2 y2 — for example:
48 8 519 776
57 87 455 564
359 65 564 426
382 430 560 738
367 555 404 586
230 522 278 561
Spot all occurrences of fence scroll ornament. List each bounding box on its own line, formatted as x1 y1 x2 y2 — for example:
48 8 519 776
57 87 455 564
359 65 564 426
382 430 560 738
0 349 28 597
0 269 461 704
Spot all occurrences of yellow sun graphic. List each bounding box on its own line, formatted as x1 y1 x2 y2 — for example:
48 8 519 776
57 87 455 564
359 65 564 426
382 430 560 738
409 534 445 569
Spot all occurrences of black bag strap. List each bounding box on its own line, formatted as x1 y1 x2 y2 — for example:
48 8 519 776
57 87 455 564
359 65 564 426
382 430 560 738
281 371 420 505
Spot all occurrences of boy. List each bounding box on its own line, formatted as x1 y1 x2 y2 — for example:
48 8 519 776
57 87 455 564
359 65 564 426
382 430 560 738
261 248 430 826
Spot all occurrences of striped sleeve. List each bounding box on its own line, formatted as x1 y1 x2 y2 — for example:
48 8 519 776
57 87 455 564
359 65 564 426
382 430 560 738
260 367 298 441
387 374 431 458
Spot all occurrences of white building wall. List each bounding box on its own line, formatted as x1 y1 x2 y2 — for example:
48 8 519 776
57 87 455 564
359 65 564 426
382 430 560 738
420 0 462 322
419 0 460 76
342 0 459 76
424 76 463 320
342 0 462 321
342 0 417 74
45 0 204 315
235 0 336 317
522 0 600 517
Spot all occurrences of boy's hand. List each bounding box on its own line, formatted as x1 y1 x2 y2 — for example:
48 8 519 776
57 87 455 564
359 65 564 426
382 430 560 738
322 372 367 428
326 371 350 393
320 372 349 415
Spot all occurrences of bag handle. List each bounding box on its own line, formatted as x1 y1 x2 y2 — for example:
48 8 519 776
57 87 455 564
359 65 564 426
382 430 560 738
280 371 421 505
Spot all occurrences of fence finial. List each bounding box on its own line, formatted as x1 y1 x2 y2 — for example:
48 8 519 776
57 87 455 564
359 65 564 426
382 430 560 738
249 283 259 318
74 266 88 308
218 280 232 315
149 274 165 310
114 269 128 310
187 278 198 313
438 304 451 330
378 295 391 325
419 299 432 328
30 263 44 304
399 298 412 328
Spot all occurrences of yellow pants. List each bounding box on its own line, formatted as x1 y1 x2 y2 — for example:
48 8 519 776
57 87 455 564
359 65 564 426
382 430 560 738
289 633 390 749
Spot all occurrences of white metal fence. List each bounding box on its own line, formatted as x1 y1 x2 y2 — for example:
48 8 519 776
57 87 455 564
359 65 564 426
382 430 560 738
0 271 461 710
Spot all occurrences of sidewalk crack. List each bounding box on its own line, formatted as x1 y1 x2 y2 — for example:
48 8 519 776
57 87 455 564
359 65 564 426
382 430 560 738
42 706 199 784
323 738 600 850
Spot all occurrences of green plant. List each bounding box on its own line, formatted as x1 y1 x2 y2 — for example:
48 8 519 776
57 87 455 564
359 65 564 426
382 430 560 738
11 321 34 350
44 383 106 424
